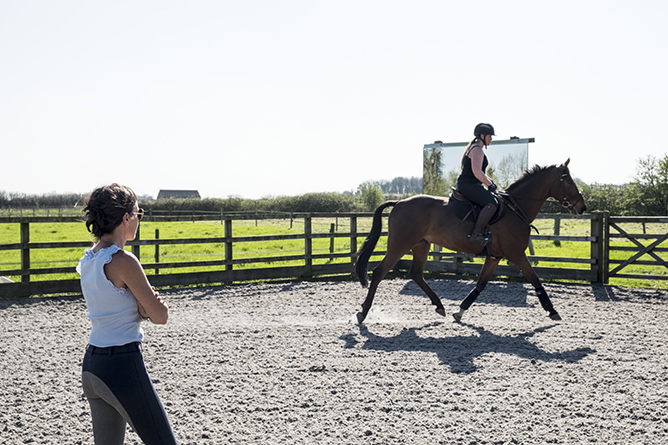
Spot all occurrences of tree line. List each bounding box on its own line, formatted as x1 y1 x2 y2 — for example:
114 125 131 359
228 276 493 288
2 156 668 215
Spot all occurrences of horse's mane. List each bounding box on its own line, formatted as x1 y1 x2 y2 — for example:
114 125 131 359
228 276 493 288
504 164 556 193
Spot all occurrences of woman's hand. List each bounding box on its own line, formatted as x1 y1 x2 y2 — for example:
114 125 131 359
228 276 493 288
137 288 168 322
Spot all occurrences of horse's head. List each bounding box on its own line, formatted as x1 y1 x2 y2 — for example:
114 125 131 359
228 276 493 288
553 159 587 215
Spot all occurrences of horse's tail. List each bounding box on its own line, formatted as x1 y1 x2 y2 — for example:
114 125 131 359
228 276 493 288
354 201 398 287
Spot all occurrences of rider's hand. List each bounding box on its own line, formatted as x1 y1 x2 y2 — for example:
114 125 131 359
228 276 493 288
488 182 497 193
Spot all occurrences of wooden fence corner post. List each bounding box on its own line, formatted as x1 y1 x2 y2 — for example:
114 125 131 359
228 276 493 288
590 211 608 284
590 212 601 284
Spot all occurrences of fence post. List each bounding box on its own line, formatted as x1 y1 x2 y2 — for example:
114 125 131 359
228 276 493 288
590 212 601 283
590 211 607 284
329 223 335 254
603 211 610 284
224 217 233 272
350 216 358 270
154 229 160 275
553 216 562 247
20 221 30 283
304 215 312 276
132 224 141 260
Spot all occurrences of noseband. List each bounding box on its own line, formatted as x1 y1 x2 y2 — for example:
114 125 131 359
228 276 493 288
557 171 584 211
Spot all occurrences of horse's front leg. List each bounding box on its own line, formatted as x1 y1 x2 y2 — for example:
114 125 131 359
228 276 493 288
512 254 561 321
453 256 501 322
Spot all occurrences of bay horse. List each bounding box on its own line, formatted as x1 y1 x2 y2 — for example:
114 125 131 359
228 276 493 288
354 159 586 324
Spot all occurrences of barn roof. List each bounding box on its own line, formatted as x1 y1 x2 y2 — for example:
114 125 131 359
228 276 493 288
157 190 201 199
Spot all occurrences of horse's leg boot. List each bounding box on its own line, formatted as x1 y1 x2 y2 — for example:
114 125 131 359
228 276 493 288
469 203 496 246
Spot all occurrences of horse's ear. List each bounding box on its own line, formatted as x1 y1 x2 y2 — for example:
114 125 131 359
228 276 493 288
564 158 570 167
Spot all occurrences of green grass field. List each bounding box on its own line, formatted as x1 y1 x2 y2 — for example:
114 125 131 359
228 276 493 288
0 217 372 281
2 216 668 289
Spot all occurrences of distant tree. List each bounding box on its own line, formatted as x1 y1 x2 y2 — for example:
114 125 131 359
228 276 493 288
618 182 646 216
633 154 668 215
442 170 459 196
358 184 385 211
576 182 627 215
358 177 422 196
423 147 445 195
9 154 668 216
493 151 528 189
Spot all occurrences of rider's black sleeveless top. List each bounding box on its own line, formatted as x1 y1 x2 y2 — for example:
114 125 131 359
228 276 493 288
458 144 489 185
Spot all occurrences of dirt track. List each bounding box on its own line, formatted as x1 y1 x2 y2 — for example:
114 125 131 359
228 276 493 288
1 279 667 444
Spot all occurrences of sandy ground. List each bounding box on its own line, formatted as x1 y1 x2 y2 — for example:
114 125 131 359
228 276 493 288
1 278 667 444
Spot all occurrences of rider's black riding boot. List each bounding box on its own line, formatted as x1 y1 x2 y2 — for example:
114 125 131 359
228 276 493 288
469 203 497 246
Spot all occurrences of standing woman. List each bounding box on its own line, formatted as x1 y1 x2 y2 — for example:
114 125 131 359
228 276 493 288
456 123 498 246
77 183 178 445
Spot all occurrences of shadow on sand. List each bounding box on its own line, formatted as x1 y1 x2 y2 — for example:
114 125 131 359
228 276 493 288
398 279 532 308
340 321 595 374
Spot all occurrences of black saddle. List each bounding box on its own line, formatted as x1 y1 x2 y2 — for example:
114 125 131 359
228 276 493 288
449 188 506 225
449 188 538 235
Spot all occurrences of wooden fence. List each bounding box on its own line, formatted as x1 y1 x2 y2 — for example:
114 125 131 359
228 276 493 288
0 211 664 299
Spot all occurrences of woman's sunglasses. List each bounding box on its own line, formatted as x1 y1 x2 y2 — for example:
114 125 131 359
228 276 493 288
133 208 145 221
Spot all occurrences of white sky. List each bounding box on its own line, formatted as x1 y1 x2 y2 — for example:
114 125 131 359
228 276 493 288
1 0 667 199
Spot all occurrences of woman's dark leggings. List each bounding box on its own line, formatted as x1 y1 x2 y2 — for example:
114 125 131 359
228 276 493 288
456 181 498 207
82 343 178 445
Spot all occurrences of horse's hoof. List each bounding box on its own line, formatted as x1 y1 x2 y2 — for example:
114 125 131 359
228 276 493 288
549 312 562 321
435 307 446 317
356 312 366 324
452 312 462 322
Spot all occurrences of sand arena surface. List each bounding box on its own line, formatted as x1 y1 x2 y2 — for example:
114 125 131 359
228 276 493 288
1 279 667 444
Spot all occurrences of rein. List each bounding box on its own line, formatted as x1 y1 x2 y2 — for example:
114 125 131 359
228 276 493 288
496 167 582 234
498 192 540 234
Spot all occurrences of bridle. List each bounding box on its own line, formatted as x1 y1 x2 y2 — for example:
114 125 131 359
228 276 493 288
556 170 584 212
493 165 584 234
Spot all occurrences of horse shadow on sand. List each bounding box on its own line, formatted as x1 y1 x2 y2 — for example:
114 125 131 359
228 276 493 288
398 279 534 308
340 322 595 374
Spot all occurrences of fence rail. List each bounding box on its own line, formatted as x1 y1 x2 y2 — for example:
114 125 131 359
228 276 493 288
1 211 664 299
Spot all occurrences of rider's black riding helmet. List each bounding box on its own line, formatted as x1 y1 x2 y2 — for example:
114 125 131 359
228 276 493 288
474 123 495 138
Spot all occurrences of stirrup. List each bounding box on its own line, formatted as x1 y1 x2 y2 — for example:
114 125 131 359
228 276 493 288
468 232 491 246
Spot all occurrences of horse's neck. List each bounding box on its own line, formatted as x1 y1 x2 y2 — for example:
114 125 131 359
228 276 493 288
508 174 554 221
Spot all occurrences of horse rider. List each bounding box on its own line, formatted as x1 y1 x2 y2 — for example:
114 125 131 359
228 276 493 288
456 123 498 246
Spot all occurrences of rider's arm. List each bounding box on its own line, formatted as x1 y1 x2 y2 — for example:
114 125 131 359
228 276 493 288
468 147 494 187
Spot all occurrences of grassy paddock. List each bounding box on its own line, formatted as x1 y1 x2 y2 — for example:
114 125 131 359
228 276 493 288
0 217 375 282
1 215 667 289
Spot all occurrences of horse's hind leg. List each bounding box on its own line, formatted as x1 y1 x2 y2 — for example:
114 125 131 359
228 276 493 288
356 251 404 324
453 256 500 322
409 240 445 317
